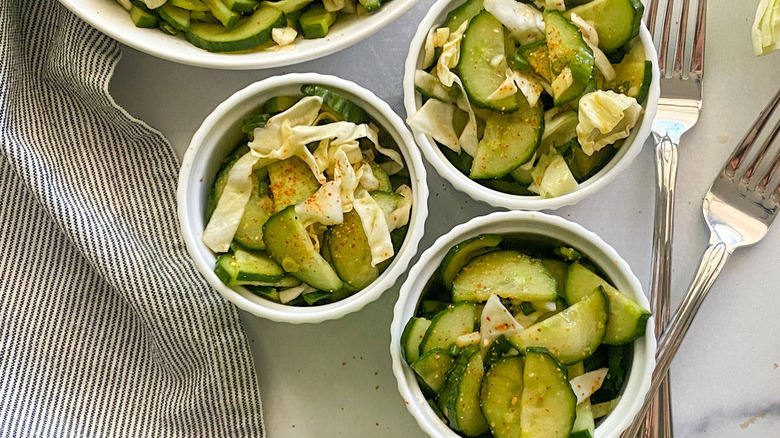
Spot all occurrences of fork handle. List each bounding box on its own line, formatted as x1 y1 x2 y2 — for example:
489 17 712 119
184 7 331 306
623 242 731 438
641 133 679 438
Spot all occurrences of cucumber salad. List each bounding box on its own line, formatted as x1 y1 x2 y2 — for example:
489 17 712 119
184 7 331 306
408 0 651 198
400 234 651 437
117 0 387 52
204 85 412 306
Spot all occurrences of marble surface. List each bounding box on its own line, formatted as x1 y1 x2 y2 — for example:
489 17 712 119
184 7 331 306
109 0 780 436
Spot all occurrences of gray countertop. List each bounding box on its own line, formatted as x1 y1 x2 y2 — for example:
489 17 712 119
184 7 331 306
110 1 780 436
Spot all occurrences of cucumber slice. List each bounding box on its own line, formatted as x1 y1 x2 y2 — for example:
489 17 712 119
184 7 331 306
224 0 259 12
299 3 337 39
565 0 644 52
262 206 344 292
439 234 502 289
326 210 378 290
589 344 631 403
233 178 273 250
401 317 432 363
410 348 456 395
569 142 615 181
234 249 285 283
186 5 284 52
370 191 403 217
437 346 490 436
419 303 480 356
480 356 525 438
571 401 596 438
171 0 210 11
368 162 392 192
591 396 621 418
300 85 366 124
443 0 483 33
241 113 272 134
469 97 544 179
159 3 191 31
451 250 557 303
202 0 240 28
267 156 320 212
510 288 608 365
357 0 380 12
610 40 651 103
459 11 519 113
520 349 577 438
519 40 553 83
262 96 301 114
130 5 159 27
247 285 280 302
541 258 569 295
302 290 331 305
544 10 595 105
564 263 650 345
414 70 458 103
262 0 313 13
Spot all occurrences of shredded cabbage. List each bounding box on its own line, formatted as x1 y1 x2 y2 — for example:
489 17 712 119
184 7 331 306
483 0 544 45
353 190 394 266
116 0 132 10
551 68 574 100
569 13 616 82
480 295 524 349
753 0 780 56
576 90 642 155
530 153 579 199
386 185 413 231
407 98 461 152
487 69 544 107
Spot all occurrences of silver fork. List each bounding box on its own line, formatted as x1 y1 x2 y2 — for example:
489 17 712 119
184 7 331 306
641 1 707 436
624 88 780 438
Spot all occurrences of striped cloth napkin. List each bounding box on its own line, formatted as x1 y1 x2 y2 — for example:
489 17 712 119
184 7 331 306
0 1 264 436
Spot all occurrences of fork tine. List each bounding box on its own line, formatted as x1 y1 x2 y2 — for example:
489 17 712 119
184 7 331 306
725 89 780 177
658 0 677 75
756 121 780 193
646 0 660 38
743 118 780 186
689 0 706 75
673 0 692 75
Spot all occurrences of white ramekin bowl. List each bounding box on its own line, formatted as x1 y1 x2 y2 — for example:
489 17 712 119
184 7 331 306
178 73 428 323
403 0 660 210
390 211 655 438
60 0 421 69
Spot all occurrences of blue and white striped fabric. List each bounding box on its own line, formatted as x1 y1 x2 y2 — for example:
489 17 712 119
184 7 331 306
0 1 264 436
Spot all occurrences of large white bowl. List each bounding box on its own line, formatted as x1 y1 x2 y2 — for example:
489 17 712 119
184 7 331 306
391 211 655 438
403 0 660 210
60 0 422 69
178 73 428 323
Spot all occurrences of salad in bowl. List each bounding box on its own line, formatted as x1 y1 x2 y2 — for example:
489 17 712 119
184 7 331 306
404 0 657 209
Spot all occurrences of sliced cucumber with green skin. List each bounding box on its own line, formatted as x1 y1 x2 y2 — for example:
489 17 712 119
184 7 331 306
369 162 392 192
261 0 313 13
159 21 180 34
589 344 631 403
437 345 490 436
267 156 320 212
444 0 483 32
234 249 285 283
172 0 210 11
544 10 595 105
510 288 608 365
186 5 284 52
569 142 615 182
480 356 524 438
419 303 480 356
469 97 544 179
452 250 557 303
224 0 259 13
262 96 300 114
541 258 569 295
507 47 532 72
202 0 240 28
159 4 191 31
247 285 280 302
520 349 577 438
233 179 273 250
357 0 381 12
565 262 651 345
401 317 432 363
439 234 502 289
241 113 272 133
410 348 456 395
414 70 459 103
299 4 336 39
459 11 519 113
565 0 644 52
370 191 403 218
570 401 596 438
262 206 344 292
610 40 652 103
130 5 159 28
519 40 553 83
300 85 366 123
326 210 378 290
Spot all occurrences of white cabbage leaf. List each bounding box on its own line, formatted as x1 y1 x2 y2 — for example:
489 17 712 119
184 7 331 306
456 332 482 348
272 27 298 46
141 0 166 8
570 368 609 404
407 98 461 153
279 284 317 304
116 0 132 10
323 0 345 11
386 184 413 231
545 0 566 11
530 152 579 199
201 152 262 253
576 90 642 155
569 13 616 82
415 69 458 103
551 67 574 101
353 189 395 266
487 69 545 107
480 294 524 350
753 0 780 56
484 0 544 45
